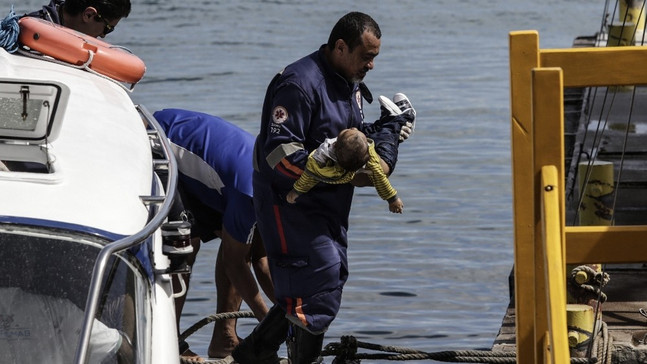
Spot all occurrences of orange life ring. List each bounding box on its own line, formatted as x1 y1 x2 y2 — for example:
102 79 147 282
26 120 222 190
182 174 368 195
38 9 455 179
18 17 146 84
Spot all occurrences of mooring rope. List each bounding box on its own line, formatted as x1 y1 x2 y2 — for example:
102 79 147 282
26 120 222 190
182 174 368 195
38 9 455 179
322 335 597 363
180 356 233 364
593 321 612 364
179 311 255 342
178 312 255 364
180 312 598 363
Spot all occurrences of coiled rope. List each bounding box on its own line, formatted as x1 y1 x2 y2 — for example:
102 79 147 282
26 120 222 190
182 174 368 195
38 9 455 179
179 311 600 363
0 6 19 53
591 321 612 364
569 265 610 303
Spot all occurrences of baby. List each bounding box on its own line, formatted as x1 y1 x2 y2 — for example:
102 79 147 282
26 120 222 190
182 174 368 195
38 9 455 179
286 128 404 213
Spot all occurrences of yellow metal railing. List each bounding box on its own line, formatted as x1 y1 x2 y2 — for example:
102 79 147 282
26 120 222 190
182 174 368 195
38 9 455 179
509 30 647 363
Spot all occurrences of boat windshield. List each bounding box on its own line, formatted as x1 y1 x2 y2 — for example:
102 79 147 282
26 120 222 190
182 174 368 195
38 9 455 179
0 225 148 363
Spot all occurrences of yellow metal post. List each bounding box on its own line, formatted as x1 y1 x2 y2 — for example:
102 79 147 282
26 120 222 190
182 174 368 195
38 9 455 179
532 67 566 363
608 1 645 48
509 30 540 364
619 0 646 35
607 10 637 92
566 161 612 305
608 23 638 46
566 304 595 357
541 165 570 364
577 161 614 226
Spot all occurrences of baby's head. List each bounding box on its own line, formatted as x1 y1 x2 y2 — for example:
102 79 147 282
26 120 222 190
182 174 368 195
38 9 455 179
335 128 370 171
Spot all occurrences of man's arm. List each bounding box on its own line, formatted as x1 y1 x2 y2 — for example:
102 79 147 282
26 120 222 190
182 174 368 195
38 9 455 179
259 84 312 192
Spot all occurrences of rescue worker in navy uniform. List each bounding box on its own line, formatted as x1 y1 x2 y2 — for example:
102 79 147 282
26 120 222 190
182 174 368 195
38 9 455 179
153 109 276 359
233 11 415 364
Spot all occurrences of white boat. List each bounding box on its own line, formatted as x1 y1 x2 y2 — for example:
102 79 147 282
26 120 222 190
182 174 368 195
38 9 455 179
0 19 184 364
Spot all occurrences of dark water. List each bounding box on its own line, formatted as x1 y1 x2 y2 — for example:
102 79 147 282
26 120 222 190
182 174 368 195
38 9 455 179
5 0 604 362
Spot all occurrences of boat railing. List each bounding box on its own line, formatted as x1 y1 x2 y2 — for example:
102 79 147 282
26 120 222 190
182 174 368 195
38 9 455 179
510 30 647 363
73 104 178 364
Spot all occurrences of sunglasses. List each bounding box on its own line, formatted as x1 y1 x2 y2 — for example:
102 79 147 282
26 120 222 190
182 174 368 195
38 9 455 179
94 13 115 35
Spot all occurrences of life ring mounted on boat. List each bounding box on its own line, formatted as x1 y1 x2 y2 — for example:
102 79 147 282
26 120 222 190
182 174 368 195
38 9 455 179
17 17 146 85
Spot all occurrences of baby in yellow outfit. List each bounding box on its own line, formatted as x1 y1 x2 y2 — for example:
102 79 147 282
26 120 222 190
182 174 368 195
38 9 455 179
286 128 404 213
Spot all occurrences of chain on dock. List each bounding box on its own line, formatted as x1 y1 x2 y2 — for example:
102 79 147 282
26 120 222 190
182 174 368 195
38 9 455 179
179 311 601 363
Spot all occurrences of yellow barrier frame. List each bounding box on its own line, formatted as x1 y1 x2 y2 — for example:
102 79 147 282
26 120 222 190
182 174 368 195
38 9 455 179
509 31 647 363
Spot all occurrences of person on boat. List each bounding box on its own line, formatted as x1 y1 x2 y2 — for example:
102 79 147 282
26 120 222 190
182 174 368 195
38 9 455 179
26 0 131 38
153 108 276 360
286 127 404 213
233 11 415 364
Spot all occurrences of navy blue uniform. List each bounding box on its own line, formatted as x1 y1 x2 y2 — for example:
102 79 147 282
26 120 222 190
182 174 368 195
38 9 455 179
253 46 365 334
155 109 257 244
26 0 63 23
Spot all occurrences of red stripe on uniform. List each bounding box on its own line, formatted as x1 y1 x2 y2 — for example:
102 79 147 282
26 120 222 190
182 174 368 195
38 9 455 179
276 158 303 179
280 157 304 175
273 204 288 254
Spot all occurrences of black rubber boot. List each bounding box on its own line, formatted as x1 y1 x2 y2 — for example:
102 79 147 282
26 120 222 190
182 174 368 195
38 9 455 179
287 324 324 364
231 305 289 364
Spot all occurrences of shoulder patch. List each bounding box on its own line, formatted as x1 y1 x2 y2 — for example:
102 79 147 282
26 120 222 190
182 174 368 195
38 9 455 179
272 106 288 124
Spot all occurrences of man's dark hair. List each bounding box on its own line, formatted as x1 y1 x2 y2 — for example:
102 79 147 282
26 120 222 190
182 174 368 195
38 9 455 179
63 0 132 20
327 12 381 52
335 131 370 171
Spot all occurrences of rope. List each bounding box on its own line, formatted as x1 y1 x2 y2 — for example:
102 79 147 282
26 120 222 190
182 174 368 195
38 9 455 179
180 356 233 364
568 265 610 303
0 5 19 53
178 311 255 364
180 312 600 363
321 336 598 363
179 311 255 342
595 321 612 364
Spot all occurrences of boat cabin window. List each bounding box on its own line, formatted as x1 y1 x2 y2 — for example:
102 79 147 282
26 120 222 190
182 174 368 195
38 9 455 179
0 226 149 364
